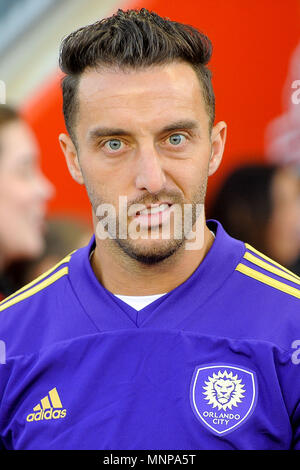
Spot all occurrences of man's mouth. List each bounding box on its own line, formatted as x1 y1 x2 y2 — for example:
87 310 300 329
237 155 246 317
134 203 173 227
136 203 171 216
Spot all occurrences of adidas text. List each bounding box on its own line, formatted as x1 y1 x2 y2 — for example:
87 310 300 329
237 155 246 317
27 408 67 422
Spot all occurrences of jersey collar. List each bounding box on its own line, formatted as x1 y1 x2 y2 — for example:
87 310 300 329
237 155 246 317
68 219 245 331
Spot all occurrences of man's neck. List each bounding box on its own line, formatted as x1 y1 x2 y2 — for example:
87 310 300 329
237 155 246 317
90 225 215 296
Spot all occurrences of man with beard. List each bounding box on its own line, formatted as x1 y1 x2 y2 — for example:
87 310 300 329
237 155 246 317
0 9 299 450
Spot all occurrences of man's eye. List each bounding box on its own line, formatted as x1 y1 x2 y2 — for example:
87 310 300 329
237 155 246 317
105 139 123 151
168 134 186 146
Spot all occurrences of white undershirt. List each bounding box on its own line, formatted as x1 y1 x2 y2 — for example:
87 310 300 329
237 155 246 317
114 293 166 311
113 229 216 311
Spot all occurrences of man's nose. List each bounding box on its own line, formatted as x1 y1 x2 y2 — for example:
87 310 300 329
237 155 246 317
134 145 166 194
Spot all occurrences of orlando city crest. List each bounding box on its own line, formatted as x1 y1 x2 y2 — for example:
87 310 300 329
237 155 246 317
190 364 257 436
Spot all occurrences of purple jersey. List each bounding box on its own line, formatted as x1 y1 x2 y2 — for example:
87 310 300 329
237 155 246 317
0 220 299 450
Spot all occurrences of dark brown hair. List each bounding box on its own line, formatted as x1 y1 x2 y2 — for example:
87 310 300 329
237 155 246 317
59 8 215 144
0 104 19 129
0 104 19 156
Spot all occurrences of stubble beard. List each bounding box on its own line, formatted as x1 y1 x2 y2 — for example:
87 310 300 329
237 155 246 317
85 179 208 266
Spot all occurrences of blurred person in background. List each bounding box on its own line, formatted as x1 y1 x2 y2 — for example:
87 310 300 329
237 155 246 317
209 163 300 274
18 215 92 284
0 104 54 299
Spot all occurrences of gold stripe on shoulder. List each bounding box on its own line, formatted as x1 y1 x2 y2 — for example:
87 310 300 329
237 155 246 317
0 266 69 312
236 263 300 299
244 251 300 286
0 250 76 306
245 243 300 280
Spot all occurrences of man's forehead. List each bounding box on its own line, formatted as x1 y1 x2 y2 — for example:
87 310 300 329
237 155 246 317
78 62 204 107
76 63 208 138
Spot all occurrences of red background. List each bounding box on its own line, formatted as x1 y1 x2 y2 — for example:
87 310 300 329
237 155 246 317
21 0 300 221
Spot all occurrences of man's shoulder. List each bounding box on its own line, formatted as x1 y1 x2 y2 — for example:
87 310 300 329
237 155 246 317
0 250 95 357
0 252 72 313
232 242 299 304
222 241 300 348
207 219 299 309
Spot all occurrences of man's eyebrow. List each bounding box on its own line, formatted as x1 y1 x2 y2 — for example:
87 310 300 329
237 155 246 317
87 127 130 142
160 120 199 133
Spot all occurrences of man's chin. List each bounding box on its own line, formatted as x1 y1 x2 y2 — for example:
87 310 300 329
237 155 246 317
115 237 185 265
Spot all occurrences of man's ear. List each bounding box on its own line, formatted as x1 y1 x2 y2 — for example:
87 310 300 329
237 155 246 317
59 133 84 185
208 121 227 176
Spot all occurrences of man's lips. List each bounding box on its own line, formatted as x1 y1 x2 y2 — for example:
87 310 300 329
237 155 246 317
135 203 172 216
133 203 173 227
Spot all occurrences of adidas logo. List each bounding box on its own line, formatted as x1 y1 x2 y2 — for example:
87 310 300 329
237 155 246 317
26 387 67 422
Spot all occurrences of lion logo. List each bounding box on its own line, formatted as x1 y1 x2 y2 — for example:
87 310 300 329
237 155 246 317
202 370 245 411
